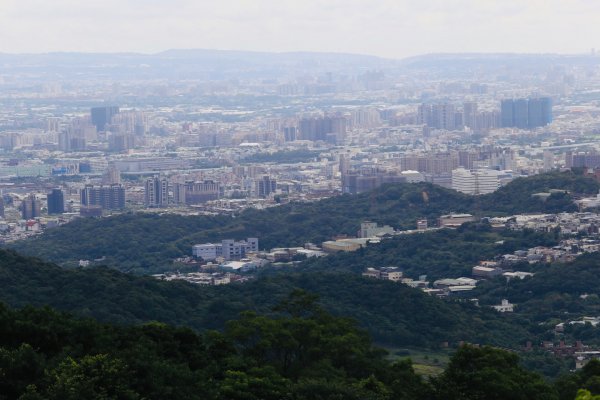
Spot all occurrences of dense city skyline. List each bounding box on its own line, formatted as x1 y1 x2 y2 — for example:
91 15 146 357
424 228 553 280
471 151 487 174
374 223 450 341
1 0 599 58
5 2 600 396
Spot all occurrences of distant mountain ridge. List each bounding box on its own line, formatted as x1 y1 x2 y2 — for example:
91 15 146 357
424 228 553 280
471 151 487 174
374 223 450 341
0 49 396 81
1 49 597 81
0 48 594 62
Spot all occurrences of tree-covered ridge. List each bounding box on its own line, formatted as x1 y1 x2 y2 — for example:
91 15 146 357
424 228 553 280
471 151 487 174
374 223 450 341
2 297 600 400
9 171 598 273
0 292 431 400
472 253 600 345
478 170 600 214
0 249 530 349
301 222 559 279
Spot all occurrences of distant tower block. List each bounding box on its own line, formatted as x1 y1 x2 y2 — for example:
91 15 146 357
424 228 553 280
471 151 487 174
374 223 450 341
90 106 120 132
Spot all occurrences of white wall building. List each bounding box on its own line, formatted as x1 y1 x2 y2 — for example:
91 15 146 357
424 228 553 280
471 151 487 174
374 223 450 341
400 170 425 183
451 168 502 195
192 243 222 260
193 238 259 261
492 299 514 313
360 221 395 238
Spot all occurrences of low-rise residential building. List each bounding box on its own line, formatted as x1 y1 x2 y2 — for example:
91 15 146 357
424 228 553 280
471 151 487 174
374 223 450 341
264 246 327 261
153 272 234 285
438 213 475 227
401 277 430 289
220 259 258 272
502 271 534 280
433 277 477 288
447 285 477 295
569 316 600 327
362 267 381 279
322 238 373 253
193 243 221 261
576 351 600 369
380 267 403 281
416 219 428 230
296 248 327 258
492 299 514 312
193 237 259 260
472 265 503 278
362 267 403 281
359 221 395 238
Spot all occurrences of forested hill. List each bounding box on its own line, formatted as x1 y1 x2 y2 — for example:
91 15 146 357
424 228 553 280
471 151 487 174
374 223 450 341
0 248 529 349
9 170 599 273
0 298 583 400
475 253 600 329
301 222 560 280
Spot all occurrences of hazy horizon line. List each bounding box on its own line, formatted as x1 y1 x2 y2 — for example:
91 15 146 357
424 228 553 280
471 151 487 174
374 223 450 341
0 48 595 61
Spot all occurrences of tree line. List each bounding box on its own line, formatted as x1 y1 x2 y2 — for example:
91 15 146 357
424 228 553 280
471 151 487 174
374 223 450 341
0 291 598 400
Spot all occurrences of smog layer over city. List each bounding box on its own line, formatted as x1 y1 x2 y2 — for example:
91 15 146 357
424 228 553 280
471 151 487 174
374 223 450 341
2 1 600 399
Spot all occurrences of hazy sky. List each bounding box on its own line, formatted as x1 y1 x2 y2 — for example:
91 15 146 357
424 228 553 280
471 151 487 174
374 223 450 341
0 0 598 58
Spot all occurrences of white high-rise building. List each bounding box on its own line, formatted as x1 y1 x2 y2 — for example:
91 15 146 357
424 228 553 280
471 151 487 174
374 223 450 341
452 168 501 195
476 169 502 194
452 168 476 195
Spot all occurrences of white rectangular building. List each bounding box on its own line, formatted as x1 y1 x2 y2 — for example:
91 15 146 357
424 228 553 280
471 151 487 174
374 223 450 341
451 168 502 195
192 243 222 260
193 238 259 261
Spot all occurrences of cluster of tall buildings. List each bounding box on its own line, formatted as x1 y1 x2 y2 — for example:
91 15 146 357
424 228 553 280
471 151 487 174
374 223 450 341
415 98 553 133
416 102 502 132
58 117 95 152
417 103 459 131
565 151 600 169
398 149 516 175
349 108 381 129
274 109 377 143
20 194 41 220
90 106 120 132
19 189 65 220
144 176 222 207
500 97 553 129
341 169 406 194
55 106 148 153
80 184 126 211
173 180 221 205
399 153 459 175
298 115 347 143
142 174 278 207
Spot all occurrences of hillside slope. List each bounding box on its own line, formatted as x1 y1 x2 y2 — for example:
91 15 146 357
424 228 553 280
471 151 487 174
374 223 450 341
8 171 598 273
0 249 529 348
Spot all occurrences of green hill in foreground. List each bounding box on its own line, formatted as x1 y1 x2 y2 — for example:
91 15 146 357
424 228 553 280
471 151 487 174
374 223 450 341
2 295 586 400
9 171 599 274
0 249 528 349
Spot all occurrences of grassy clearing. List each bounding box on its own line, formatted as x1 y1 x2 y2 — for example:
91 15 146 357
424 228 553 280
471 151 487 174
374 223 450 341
386 347 453 377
